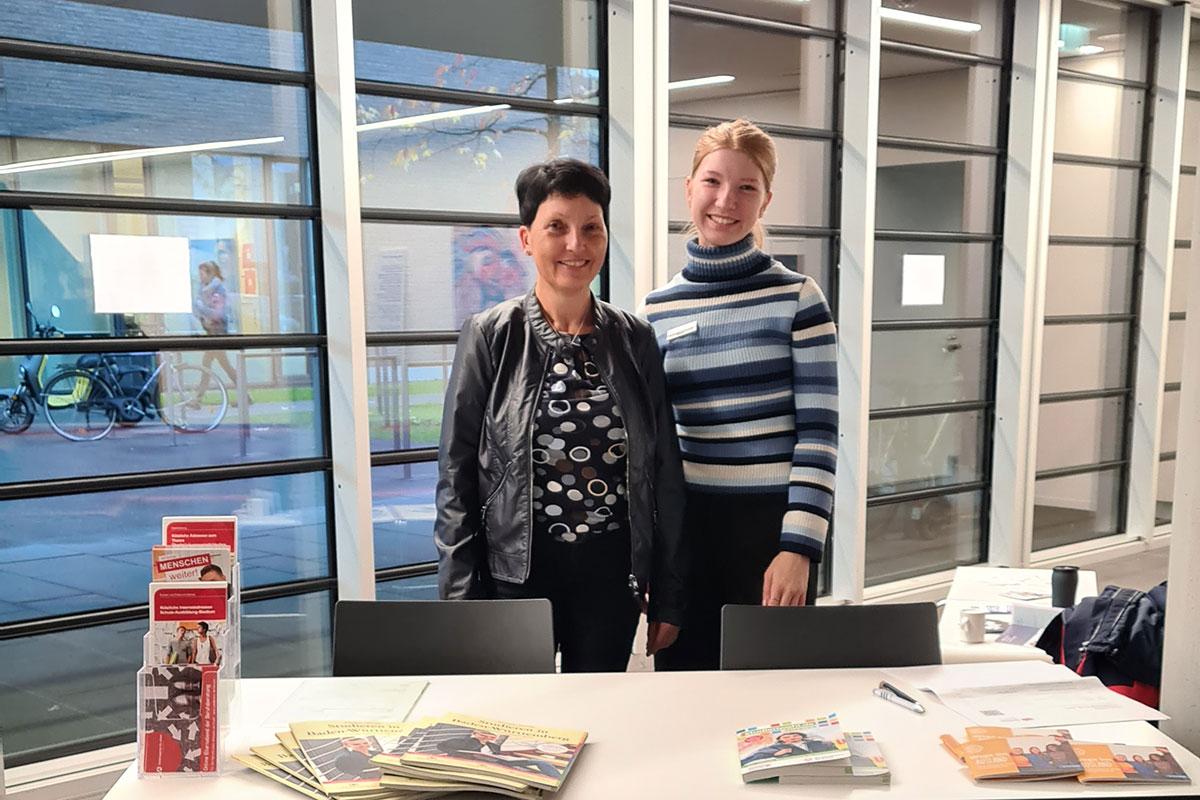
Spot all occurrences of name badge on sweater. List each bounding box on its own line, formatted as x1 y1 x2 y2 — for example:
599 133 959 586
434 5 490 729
666 320 699 342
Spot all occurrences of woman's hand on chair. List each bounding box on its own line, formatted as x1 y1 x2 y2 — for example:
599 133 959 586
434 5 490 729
762 552 810 606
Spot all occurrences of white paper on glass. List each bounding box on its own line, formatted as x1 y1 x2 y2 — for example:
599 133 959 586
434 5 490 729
89 233 192 314
901 254 945 306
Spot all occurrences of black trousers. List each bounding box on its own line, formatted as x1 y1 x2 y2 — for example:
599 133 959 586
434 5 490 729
493 529 639 673
654 490 818 671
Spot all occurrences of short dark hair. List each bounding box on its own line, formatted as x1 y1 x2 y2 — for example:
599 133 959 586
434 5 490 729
199 564 225 579
199 621 209 634
515 158 610 226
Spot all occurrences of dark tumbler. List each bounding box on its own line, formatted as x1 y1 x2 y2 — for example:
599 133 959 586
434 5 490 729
1051 565 1080 608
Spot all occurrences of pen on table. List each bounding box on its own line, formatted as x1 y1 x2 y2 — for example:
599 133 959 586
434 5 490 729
873 681 926 714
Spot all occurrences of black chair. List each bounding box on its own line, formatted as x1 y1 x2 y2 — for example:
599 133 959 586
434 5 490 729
333 599 556 676
719 602 941 670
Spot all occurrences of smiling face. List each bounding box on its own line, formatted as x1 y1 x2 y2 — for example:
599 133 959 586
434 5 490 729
519 192 607 300
686 148 772 247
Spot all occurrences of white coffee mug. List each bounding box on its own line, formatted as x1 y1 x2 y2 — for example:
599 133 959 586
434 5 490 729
959 608 987 644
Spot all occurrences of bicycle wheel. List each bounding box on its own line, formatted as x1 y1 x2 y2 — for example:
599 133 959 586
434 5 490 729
0 390 34 433
43 369 117 441
157 364 228 433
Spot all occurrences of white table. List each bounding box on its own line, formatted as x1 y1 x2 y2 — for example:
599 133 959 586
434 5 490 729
940 566 1099 664
105 666 1200 799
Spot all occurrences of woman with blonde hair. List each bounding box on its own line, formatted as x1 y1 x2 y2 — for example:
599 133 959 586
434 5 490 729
643 119 837 670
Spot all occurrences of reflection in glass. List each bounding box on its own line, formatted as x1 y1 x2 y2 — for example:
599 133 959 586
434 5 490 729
367 346 454 452
1 0 307 71
1058 0 1150 83
876 149 995 234
364 224 533 332
670 17 836 130
373 462 440 569
879 56 999 146
668 128 831 228
0 590 330 765
7 210 317 338
881 0 1004 56
1049 164 1140 239
357 98 600 213
377 574 440 601
865 491 982 586
667 233 831 289
0 471 329 624
870 328 987 409
868 410 984 495
1044 245 1135 316
873 241 991 320
675 0 836 28
1054 79 1144 160
1032 467 1122 550
1039 323 1129 394
352 0 599 101
0 348 324 484
1035 396 1125 473
0 59 311 203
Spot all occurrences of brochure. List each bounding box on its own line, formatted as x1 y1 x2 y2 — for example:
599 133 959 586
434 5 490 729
148 581 229 666
162 516 238 558
289 720 417 795
960 734 1084 781
736 714 849 783
1075 742 1191 783
779 731 890 785
151 544 232 583
139 664 219 774
233 753 329 800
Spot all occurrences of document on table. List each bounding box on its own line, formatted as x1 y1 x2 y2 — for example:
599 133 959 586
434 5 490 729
884 663 1166 727
262 678 428 725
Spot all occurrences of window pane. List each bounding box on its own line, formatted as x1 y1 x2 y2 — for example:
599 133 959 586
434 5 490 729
377 573 440 600
669 128 831 229
8 209 318 338
1157 458 1175 525
352 0 600 102
1160 388 1180 453
0 59 311 204
881 0 1004 57
1058 0 1150 84
373 462 439 569
1165 319 1185 385
877 149 995 234
1178 174 1195 234
0 590 329 766
1035 396 1125 472
1054 78 1144 160
1171 248 1191 314
865 491 983 586
1049 163 1139 239
1182 97 1200 167
358 98 599 213
0 472 328 625
873 241 991 321
868 410 984 495
879 56 1000 146
870 328 987 409
1 0 307 71
364 223 534 332
1039 322 1129 394
667 233 831 289
367 345 453 453
1044 245 1135 316
0 347 324 484
674 0 836 28
670 17 835 130
1032 467 1122 550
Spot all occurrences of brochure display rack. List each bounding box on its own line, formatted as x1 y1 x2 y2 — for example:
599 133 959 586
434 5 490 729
137 517 241 778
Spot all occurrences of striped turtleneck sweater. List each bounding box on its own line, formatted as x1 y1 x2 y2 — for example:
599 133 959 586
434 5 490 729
642 234 837 561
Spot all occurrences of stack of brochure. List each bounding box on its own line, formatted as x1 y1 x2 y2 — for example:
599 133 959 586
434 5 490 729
736 714 890 785
236 713 587 799
941 726 1191 785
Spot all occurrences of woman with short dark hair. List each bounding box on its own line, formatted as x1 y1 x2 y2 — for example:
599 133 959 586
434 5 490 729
435 158 687 672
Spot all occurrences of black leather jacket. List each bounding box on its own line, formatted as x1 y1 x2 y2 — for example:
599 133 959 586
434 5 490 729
435 291 687 626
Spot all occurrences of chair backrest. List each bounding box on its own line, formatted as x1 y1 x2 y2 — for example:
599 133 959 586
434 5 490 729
333 599 556 676
720 602 941 670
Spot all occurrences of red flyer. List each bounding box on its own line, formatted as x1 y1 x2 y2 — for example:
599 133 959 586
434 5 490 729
161 516 238 558
149 582 229 667
140 664 219 774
